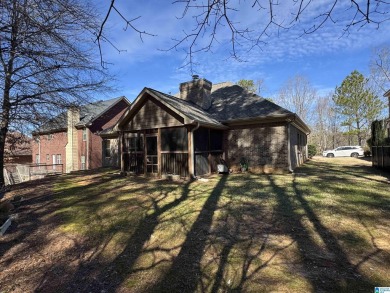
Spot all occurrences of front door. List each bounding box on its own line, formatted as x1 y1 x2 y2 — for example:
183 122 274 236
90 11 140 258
146 136 158 174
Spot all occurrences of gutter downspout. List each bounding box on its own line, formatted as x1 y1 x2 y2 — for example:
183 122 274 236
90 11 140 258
38 137 41 164
287 122 294 173
191 122 200 178
87 129 90 170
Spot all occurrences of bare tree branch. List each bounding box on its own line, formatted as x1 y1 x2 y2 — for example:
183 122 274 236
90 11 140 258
97 1 389 72
95 0 156 68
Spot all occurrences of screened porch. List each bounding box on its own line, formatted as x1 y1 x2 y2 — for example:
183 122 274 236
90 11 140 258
121 126 224 178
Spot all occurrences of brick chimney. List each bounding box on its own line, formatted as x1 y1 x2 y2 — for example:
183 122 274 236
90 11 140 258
179 75 212 110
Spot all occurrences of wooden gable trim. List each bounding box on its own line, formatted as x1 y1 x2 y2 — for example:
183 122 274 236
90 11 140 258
118 88 189 129
147 95 185 124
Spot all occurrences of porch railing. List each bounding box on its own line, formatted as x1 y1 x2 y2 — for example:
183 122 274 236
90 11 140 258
161 153 189 178
4 163 64 185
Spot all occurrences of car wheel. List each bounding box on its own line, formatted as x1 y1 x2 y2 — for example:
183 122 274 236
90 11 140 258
351 152 359 158
327 153 334 158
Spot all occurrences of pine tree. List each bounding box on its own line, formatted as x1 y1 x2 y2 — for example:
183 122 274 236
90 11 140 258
333 70 384 146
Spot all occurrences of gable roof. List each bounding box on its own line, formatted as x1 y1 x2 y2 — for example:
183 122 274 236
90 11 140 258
118 83 310 134
36 96 129 134
76 96 129 128
118 88 226 129
147 88 225 128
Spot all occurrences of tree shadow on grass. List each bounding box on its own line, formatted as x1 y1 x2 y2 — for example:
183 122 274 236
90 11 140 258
304 159 390 184
0 177 62 260
55 179 195 293
151 175 228 292
268 174 376 292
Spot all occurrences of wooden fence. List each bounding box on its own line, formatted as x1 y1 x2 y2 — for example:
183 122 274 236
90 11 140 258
372 146 390 170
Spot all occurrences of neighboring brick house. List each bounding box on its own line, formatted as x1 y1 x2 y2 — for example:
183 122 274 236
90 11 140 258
32 97 130 173
4 132 32 165
114 76 310 178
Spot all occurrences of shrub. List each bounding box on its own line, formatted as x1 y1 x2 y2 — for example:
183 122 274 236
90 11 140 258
308 145 317 158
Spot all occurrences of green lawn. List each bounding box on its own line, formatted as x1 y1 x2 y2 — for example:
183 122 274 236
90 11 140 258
2 157 389 292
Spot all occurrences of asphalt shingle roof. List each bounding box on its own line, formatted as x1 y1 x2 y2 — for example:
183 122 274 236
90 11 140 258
37 97 124 133
208 85 293 121
147 85 293 126
146 88 225 127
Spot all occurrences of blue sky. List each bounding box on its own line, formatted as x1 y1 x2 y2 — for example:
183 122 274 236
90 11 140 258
96 1 390 101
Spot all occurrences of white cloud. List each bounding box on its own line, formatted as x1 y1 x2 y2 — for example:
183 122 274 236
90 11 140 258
94 1 390 99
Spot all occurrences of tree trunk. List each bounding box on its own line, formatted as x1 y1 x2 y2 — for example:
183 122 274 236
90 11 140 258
0 2 18 187
1 88 12 187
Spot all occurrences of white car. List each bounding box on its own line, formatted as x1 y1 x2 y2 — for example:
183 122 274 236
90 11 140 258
322 146 364 158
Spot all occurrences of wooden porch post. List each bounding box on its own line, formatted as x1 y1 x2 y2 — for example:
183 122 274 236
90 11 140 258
158 128 161 178
188 127 193 178
120 131 124 172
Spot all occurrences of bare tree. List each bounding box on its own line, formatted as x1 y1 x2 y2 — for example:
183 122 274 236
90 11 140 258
309 94 341 151
370 45 390 94
97 1 390 71
0 0 110 186
276 75 317 123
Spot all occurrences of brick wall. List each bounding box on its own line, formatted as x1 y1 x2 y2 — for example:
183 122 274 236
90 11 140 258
76 128 103 170
89 100 129 133
89 131 103 169
224 123 289 173
32 132 67 171
80 99 128 170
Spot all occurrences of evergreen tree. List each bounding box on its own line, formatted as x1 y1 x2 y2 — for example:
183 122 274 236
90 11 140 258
333 70 384 146
237 79 257 93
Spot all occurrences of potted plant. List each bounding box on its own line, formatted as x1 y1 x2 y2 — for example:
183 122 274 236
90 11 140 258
240 157 248 172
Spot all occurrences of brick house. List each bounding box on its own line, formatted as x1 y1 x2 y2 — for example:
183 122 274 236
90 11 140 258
4 132 32 165
114 77 310 178
32 97 130 173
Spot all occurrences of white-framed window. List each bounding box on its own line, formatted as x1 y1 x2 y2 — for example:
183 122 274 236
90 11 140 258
81 155 86 170
82 128 87 141
56 154 62 164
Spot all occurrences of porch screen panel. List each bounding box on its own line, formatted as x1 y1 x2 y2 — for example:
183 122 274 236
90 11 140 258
194 127 209 151
161 127 188 151
195 153 209 176
124 133 144 174
210 130 223 151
